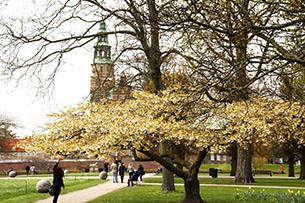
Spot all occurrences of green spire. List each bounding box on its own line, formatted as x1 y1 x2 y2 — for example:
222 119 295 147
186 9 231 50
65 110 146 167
99 21 106 32
94 20 112 64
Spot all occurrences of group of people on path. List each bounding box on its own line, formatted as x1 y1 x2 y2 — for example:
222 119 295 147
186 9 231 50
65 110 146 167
105 161 145 185
25 165 38 175
50 160 146 203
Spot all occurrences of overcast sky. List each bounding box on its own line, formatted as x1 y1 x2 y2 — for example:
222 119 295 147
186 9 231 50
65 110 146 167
0 0 115 137
0 49 92 137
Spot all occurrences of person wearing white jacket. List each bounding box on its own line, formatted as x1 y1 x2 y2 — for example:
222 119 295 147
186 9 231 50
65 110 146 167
110 162 118 183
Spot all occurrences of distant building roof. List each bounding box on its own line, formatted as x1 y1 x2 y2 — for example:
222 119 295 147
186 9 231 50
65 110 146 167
0 139 25 153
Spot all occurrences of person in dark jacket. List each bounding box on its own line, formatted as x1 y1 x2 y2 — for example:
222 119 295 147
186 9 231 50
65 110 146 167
25 165 30 176
103 161 109 172
118 162 126 183
52 158 65 203
138 164 145 182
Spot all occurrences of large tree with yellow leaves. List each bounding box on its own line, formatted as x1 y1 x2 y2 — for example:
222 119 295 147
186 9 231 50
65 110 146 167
21 88 305 202
223 98 305 180
266 101 305 179
23 88 225 203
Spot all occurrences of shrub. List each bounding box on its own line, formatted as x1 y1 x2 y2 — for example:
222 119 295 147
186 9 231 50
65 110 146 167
234 188 305 202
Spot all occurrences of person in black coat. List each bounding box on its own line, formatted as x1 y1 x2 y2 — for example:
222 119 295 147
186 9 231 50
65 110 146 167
25 165 30 176
138 164 145 182
52 158 65 203
103 161 109 172
118 162 126 183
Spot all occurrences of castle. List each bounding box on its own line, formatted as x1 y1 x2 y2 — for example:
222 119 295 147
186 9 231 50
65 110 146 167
90 21 131 102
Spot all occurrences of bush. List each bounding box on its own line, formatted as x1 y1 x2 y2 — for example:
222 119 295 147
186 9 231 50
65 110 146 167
234 188 305 202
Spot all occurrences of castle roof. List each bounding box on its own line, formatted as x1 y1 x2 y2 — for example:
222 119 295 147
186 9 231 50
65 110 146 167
0 139 25 153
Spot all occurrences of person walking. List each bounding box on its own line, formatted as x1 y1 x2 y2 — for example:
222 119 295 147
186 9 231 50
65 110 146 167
47 164 50 173
52 158 65 203
118 162 126 183
280 164 285 174
110 162 118 183
138 164 145 182
25 165 30 176
127 163 134 179
103 161 109 172
30 165 36 175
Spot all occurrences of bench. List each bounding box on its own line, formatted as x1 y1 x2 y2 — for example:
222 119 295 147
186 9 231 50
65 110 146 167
253 170 272 176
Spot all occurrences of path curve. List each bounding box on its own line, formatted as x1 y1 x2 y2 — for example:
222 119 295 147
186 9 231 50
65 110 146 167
34 178 126 203
34 173 155 203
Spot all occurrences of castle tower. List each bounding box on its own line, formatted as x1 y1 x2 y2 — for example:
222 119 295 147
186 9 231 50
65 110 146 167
90 21 115 102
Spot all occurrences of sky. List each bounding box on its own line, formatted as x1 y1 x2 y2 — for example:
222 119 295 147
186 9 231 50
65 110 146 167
0 49 92 137
0 0 114 137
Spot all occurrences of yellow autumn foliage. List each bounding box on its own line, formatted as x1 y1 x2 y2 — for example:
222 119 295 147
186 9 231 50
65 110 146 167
20 87 305 159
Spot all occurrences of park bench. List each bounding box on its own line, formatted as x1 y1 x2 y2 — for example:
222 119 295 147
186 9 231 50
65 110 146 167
253 170 272 176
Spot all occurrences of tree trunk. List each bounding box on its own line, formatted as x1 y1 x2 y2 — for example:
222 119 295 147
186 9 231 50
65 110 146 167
230 156 237 176
230 143 238 176
288 154 295 177
180 150 208 203
299 153 305 179
175 144 185 171
141 148 208 202
181 176 204 203
160 140 175 192
161 167 175 192
234 144 254 183
299 159 305 179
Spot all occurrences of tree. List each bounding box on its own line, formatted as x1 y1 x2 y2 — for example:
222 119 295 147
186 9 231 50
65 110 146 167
173 0 305 183
278 63 305 177
20 87 305 202
0 114 18 139
22 88 224 203
266 101 305 179
0 113 19 155
224 98 305 180
2 0 305 191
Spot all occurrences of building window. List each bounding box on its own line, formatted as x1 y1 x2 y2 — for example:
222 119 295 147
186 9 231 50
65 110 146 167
102 35 107 42
210 153 215 161
216 154 221 161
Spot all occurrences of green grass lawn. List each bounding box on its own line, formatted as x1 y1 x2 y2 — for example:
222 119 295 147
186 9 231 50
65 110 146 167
145 176 305 187
200 163 301 174
88 184 303 203
0 165 304 203
88 169 305 203
0 175 105 203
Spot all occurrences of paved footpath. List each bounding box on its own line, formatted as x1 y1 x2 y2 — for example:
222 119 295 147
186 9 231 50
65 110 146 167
34 173 155 203
35 178 126 203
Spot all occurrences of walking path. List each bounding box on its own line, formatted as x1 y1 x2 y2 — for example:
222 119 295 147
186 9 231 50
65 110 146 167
34 173 155 203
